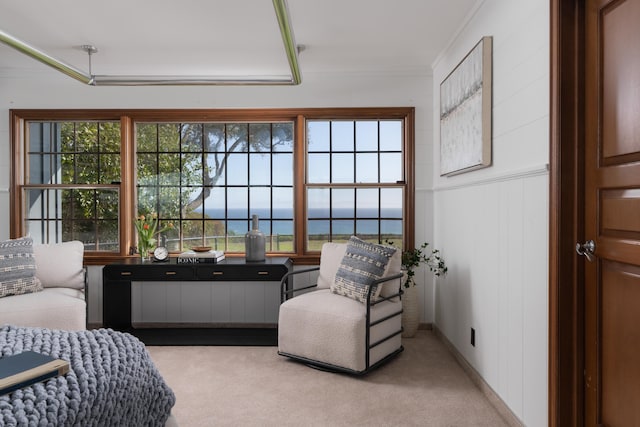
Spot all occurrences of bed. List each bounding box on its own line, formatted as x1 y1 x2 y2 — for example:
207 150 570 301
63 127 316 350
0 325 175 426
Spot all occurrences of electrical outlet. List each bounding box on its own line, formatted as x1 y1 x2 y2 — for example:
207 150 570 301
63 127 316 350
471 327 476 347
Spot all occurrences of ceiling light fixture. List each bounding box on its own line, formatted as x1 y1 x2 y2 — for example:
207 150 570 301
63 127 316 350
0 0 301 86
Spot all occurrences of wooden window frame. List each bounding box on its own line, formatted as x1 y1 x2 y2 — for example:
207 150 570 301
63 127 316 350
10 108 415 265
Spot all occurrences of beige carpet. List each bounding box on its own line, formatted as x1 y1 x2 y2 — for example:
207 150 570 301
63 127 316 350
147 330 511 427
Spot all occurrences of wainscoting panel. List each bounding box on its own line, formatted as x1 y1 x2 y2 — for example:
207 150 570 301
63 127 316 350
431 0 549 424
433 172 548 427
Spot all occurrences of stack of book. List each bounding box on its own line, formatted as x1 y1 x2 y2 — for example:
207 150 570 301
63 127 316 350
177 249 225 264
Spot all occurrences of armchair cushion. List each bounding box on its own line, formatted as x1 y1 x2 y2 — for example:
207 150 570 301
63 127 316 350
331 236 397 303
379 248 402 301
0 287 86 330
317 242 347 289
33 240 85 289
0 237 42 298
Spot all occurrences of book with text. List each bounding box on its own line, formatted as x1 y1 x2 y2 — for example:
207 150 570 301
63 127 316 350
0 351 70 396
177 250 225 264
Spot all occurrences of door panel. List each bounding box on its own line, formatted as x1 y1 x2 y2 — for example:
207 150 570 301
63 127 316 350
585 0 640 425
601 261 640 426
601 0 640 162
601 189 640 236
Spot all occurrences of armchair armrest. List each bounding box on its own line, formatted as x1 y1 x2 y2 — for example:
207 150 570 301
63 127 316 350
366 272 404 306
280 266 320 303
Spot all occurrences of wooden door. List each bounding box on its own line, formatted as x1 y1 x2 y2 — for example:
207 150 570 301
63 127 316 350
584 0 640 425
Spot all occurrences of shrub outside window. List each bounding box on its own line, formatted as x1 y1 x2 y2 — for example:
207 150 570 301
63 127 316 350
23 121 120 251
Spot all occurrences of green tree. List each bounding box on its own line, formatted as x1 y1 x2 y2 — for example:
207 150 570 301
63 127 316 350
58 120 294 250
59 122 121 247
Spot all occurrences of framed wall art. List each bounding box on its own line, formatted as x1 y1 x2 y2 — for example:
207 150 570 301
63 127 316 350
439 36 492 176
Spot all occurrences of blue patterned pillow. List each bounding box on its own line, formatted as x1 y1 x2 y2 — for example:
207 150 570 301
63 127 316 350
331 236 397 303
0 237 43 298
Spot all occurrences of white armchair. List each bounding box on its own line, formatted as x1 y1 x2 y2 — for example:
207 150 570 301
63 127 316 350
0 239 86 330
278 238 404 375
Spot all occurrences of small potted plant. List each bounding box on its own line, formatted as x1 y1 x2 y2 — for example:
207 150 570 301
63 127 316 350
387 240 447 337
401 242 447 288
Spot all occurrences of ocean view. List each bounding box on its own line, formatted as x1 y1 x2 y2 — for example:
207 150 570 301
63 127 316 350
196 208 403 236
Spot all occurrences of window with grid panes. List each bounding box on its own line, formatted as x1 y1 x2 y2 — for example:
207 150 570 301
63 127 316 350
23 121 121 249
136 121 294 253
306 119 405 251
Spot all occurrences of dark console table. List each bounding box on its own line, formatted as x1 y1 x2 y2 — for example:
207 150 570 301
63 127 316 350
102 257 292 345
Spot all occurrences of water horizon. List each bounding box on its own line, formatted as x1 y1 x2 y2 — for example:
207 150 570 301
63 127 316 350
194 207 402 236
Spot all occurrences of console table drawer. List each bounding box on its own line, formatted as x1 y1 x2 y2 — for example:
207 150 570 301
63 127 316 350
105 265 194 280
196 265 288 280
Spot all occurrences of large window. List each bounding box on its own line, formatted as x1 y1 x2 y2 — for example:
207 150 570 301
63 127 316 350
306 119 404 250
135 122 294 253
11 108 414 262
23 121 121 251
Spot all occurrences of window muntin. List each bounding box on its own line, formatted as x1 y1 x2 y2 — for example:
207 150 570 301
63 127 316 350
305 119 405 250
25 188 120 250
28 122 121 184
24 121 121 249
136 121 295 253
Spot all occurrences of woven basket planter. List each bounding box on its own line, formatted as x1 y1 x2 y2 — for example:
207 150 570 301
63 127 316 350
401 284 419 338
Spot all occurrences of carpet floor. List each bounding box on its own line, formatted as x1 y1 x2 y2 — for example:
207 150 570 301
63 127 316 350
147 330 511 427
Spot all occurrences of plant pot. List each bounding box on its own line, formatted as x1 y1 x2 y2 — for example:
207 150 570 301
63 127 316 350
401 284 419 338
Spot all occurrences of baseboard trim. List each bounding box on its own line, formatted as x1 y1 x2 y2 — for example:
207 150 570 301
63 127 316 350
433 326 523 427
418 322 433 330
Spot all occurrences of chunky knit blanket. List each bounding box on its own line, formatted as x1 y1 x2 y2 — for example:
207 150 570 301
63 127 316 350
0 325 175 426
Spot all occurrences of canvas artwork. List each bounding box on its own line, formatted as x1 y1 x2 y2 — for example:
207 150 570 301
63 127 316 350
440 36 492 176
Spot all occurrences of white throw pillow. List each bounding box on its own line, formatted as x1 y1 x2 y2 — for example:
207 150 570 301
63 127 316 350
34 240 85 289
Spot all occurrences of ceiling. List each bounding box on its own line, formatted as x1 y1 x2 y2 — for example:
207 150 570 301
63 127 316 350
0 0 479 84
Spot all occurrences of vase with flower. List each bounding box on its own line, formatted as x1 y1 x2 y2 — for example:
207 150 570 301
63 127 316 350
134 213 175 261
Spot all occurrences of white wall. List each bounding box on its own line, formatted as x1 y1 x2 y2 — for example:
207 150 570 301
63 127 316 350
432 0 549 426
0 69 436 325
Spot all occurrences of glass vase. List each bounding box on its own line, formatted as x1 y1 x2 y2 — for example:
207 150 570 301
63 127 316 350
245 214 266 262
138 241 152 261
